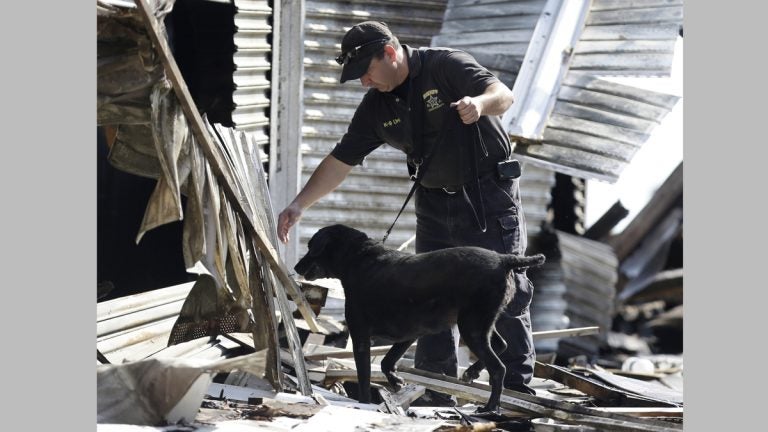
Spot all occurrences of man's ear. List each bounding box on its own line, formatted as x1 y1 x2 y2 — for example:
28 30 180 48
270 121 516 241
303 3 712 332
384 44 397 62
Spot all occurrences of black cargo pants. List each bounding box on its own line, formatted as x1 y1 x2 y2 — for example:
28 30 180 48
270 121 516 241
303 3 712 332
413 172 536 394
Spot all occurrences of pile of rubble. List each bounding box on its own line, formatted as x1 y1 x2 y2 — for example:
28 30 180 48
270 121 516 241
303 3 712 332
97 277 683 432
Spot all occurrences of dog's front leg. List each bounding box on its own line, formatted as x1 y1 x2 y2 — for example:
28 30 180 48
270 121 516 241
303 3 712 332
347 316 372 403
381 339 415 391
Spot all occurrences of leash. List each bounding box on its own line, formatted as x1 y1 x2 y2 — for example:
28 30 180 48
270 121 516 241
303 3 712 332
462 122 488 233
383 113 491 243
382 108 456 244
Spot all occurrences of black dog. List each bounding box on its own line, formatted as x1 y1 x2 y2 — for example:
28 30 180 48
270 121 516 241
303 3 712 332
294 224 545 412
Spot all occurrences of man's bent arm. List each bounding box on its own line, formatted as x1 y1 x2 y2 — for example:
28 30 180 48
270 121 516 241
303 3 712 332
475 81 514 116
452 81 514 124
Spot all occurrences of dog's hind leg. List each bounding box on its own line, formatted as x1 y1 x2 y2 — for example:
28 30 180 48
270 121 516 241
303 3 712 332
458 318 505 412
381 339 416 391
461 329 507 382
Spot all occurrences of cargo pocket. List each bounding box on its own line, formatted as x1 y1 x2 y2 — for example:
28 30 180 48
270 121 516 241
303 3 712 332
507 273 534 314
498 213 522 254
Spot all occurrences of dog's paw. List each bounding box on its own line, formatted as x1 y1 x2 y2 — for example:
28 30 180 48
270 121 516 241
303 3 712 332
473 405 501 418
461 367 481 383
385 373 405 391
473 406 504 420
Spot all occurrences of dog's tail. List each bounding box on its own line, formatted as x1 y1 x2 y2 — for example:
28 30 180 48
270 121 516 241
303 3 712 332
503 253 546 270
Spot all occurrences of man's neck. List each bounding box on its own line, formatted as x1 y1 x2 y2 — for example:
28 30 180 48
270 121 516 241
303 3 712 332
395 46 409 86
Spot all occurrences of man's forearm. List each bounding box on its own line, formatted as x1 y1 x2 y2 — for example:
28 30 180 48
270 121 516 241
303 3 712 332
291 154 354 210
476 81 514 117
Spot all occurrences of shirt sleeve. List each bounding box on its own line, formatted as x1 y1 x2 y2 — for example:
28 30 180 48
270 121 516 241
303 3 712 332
330 92 384 166
434 50 500 99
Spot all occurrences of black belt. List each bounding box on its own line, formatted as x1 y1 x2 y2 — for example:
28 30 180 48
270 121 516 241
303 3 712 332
422 171 497 195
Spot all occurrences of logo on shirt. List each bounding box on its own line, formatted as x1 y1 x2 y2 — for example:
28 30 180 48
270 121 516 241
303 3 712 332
423 89 444 112
383 117 401 128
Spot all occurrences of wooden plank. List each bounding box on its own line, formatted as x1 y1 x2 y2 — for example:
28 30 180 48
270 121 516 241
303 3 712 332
97 300 185 338
571 53 675 72
581 23 680 41
532 326 601 340
534 362 678 407
557 85 672 121
133 0 320 335
587 6 683 25
376 387 405 415
269 0 304 269
561 73 680 108
547 112 649 144
304 7 442 28
542 128 640 162
439 14 541 34
324 367 389 385
618 268 683 304
249 246 284 391
609 162 682 259
96 282 195 321
432 28 535 47
97 316 176 354
268 262 312 395
445 2 546 20
551 102 657 133
618 207 681 280
574 39 676 55
298 281 329 315
305 344 409 361
459 43 530 58
593 407 683 418
449 0 545 8
385 383 426 410
535 362 619 401
504 0 592 141
397 367 682 431
584 201 629 241
515 143 624 182
588 370 683 405
591 0 683 11
305 327 598 361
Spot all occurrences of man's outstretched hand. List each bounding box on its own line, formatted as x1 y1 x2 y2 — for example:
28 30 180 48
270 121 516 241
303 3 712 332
277 202 303 243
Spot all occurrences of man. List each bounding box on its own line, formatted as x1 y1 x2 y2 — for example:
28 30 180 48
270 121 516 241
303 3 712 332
277 21 536 402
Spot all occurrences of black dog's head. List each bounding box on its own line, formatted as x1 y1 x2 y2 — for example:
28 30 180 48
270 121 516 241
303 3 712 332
294 224 370 281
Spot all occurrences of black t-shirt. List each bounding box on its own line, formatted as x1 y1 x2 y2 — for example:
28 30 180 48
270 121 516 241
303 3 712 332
330 45 512 188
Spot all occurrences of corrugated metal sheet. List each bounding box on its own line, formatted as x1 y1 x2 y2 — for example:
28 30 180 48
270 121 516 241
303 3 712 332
557 230 618 358
516 0 682 182
232 0 273 160
431 0 546 86
519 162 556 238
529 257 568 354
528 229 618 356
574 0 683 77
515 72 680 182
97 282 246 364
432 0 681 183
297 0 449 255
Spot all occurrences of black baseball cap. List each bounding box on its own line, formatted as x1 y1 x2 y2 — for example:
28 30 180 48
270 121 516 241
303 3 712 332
336 21 393 83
